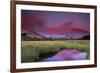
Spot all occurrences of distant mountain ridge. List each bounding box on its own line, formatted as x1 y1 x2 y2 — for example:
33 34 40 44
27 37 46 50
21 31 90 40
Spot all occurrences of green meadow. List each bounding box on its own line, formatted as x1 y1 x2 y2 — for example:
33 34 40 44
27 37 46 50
21 40 90 63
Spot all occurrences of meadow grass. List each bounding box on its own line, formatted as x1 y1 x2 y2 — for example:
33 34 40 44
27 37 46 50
21 40 90 63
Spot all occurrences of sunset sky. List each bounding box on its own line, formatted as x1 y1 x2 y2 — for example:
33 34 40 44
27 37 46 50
21 10 90 39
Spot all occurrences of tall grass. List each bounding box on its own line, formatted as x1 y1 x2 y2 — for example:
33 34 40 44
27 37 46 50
21 40 90 63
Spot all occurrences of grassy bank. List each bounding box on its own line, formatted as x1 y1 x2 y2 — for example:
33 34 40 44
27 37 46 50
21 40 90 63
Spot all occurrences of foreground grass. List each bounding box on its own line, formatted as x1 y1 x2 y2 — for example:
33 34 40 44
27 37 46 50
21 40 90 63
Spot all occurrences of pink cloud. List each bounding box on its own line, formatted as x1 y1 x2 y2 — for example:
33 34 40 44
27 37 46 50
38 21 89 34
